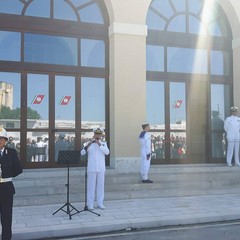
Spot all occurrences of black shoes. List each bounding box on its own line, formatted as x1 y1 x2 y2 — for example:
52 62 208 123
142 179 153 183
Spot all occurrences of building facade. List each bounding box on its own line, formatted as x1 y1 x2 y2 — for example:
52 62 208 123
0 0 240 171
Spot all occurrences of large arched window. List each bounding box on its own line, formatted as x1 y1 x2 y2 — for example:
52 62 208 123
146 0 232 164
0 0 109 168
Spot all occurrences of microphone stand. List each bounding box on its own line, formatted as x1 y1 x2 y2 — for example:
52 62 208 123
52 151 80 220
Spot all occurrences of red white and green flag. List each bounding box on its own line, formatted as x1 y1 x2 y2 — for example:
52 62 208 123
32 94 45 104
59 96 71 105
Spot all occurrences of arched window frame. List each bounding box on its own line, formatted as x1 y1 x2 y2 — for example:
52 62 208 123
146 0 233 163
0 0 110 168
0 0 108 24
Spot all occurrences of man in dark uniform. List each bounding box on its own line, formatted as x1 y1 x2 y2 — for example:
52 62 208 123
5 137 15 150
55 133 69 161
211 110 224 158
0 127 22 240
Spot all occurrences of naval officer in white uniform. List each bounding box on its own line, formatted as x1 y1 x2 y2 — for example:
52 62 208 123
139 123 153 183
81 128 109 210
224 106 240 166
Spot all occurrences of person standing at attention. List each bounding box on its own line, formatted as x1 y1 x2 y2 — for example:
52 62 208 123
139 123 153 183
0 127 22 240
81 128 109 210
211 110 224 158
224 106 240 166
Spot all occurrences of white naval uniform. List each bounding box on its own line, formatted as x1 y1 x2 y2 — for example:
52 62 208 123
139 131 152 180
35 140 45 162
81 140 109 208
224 115 240 166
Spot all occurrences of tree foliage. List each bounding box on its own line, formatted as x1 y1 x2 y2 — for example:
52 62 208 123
0 106 41 119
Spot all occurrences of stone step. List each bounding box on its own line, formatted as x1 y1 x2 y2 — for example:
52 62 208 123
13 164 240 206
14 185 240 207
14 177 240 197
15 166 240 185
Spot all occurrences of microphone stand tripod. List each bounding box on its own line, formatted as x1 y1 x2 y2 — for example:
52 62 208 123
52 160 80 220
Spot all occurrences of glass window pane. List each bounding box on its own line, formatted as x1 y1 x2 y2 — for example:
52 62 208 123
81 130 92 143
211 51 229 76
79 3 104 24
211 84 230 127
191 3 226 37
24 33 77 66
55 132 75 161
146 45 164 71
25 0 50 18
72 0 91 6
0 31 21 61
151 132 165 160
211 132 225 158
167 47 208 74
27 132 49 162
54 0 77 21
81 39 105 68
189 16 207 35
188 0 202 15
6 132 21 158
170 132 187 159
146 9 166 31
55 76 75 129
211 84 229 158
201 3 220 23
0 0 23 15
0 72 21 129
171 0 185 12
170 82 186 129
151 0 174 19
6 132 20 157
81 78 105 124
81 131 93 147
27 74 49 129
147 81 165 129
215 18 228 37
208 21 222 37
167 15 186 33
211 109 225 158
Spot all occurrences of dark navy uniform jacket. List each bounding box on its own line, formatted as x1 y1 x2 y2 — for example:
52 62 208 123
0 147 22 198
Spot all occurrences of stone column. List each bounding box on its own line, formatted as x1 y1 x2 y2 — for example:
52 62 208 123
105 0 151 172
233 37 240 106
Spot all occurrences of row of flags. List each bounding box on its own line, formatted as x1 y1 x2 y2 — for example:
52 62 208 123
32 94 183 109
32 95 71 105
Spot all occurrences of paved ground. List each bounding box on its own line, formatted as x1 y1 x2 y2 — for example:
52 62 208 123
9 194 240 240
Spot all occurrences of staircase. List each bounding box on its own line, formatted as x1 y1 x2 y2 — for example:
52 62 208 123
13 164 240 207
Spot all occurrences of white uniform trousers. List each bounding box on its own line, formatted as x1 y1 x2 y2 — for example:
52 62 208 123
226 140 240 166
87 171 105 207
140 155 151 180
